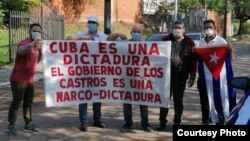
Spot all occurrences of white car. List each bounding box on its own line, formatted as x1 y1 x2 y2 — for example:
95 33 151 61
185 33 203 46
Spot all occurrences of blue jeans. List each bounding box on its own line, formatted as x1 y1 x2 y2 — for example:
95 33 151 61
79 102 101 124
123 104 148 127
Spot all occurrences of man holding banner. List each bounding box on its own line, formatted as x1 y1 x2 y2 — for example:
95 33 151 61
196 19 236 125
157 21 197 130
108 24 154 132
67 15 108 131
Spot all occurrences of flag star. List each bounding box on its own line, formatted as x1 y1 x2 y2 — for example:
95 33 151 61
209 52 220 64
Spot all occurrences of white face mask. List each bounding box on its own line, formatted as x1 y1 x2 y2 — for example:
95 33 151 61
173 29 182 37
205 28 214 37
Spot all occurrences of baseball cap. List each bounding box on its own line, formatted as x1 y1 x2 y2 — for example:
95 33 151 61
88 16 98 23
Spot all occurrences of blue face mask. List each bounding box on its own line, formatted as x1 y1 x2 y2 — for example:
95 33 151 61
31 31 41 41
88 23 97 32
131 32 142 41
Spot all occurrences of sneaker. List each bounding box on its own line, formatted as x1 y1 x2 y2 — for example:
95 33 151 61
157 124 166 131
24 124 39 133
119 123 132 132
7 124 17 136
80 123 88 131
93 122 105 128
142 125 153 133
201 122 209 125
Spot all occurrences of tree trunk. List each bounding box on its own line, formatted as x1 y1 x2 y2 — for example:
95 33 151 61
238 20 243 35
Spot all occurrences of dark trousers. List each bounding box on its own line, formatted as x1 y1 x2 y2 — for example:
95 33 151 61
197 78 210 124
123 104 149 127
79 102 101 124
159 79 186 125
8 81 35 125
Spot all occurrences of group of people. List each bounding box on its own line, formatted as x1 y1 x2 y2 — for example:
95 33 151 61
6 15 235 136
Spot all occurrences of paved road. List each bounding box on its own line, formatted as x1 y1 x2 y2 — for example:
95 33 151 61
0 39 249 141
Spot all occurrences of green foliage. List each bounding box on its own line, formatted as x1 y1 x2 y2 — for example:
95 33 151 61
179 0 203 13
233 20 239 35
242 20 250 34
231 0 250 34
231 33 250 41
1 0 40 12
0 0 41 26
209 0 233 12
142 28 156 40
231 0 250 21
0 2 4 28
0 29 9 65
179 0 234 14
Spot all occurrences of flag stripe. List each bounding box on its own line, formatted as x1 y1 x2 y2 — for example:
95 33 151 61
212 77 224 123
220 63 229 121
225 54 236 110
203 63 219 122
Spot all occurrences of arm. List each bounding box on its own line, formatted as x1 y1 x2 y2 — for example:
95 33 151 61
37 48 42 63
228 42 235 61
188 44 197 87
107 32 128 41
17 41 35 55
18 32 42 55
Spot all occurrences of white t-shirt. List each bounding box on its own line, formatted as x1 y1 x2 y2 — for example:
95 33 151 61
73 30 108 41
198 35 228 47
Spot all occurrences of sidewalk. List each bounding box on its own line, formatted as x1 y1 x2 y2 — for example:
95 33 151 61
0 79 201 141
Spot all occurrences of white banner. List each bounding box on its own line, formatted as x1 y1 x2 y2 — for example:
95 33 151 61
42 40 171 107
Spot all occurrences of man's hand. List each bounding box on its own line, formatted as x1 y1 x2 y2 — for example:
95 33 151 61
188 78 195 87
80 34 95 40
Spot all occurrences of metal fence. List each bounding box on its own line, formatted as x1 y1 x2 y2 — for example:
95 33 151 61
8 10 64 63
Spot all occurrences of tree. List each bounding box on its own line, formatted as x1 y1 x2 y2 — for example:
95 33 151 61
0 0 40 25
179 0 203 14
61 0 95 22
231 0 250 35
0 2 4 28
155 1 174 14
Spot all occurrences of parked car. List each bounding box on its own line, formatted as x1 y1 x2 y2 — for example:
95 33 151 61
185 32 203 46
147 33 203 45
226 77 250 125
147 34 166 41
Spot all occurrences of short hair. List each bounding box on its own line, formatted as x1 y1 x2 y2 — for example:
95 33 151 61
203 19 215 26
29 23 42 31
174 20 184 25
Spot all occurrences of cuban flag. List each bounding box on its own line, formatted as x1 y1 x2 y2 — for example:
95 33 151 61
226 88 250 125
196 45 236 123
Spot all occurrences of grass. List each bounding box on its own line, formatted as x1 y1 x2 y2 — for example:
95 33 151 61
0 29 9 66
228 34 250 42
